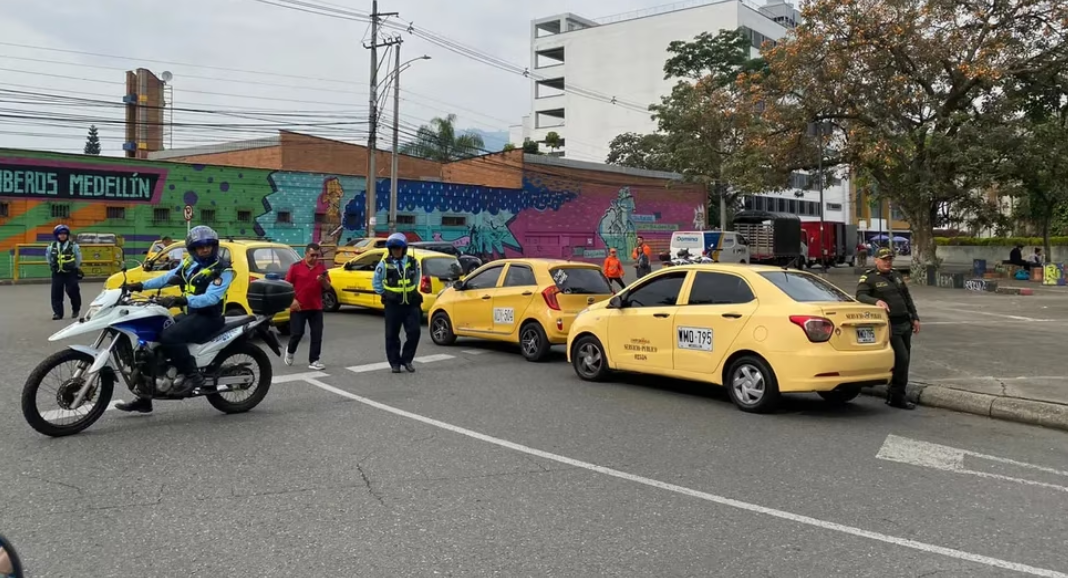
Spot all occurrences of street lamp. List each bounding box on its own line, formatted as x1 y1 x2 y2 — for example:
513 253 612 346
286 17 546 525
388 53 432 234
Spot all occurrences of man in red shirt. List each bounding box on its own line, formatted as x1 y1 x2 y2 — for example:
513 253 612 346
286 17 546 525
284 242 331 370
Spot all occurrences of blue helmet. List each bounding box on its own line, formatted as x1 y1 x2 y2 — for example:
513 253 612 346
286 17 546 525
53 224 70 239
385 232 408 250
186 225 220 265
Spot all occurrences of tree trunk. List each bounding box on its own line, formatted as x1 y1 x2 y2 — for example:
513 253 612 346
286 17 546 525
907 203 938 283
720 194 727 230
1042 216 1052 267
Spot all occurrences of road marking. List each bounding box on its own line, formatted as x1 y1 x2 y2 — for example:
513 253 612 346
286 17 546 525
273 371 329 383
877 435 1068 494
346 354 455 373
462 349 487 355
933 308 1054 322
41 400 121 421
921 320 1052 325
304 377 1067 577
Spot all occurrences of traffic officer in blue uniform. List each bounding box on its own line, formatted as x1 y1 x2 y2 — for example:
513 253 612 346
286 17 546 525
373 233 423 373
856 247 921 410
117 225 235 413
47 224 82 320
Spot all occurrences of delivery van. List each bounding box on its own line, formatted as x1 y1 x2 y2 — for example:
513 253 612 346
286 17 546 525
669 231 750 263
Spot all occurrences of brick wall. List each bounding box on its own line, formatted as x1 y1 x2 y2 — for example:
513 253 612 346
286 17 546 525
165 146 283 170
443 150 524 188
279 132 442 180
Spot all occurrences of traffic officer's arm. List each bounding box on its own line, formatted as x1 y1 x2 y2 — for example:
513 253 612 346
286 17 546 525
140 264 182 291
186 269 235 309
854 274 886 308
900 274 921 332
46 244 56 271
372 261 386 295
72 243 83 268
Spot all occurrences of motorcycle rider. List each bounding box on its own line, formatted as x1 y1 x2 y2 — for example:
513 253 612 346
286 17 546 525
47 224 82 320
116 225 234 413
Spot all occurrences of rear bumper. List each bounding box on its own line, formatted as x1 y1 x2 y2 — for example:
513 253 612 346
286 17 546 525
769 348 894 393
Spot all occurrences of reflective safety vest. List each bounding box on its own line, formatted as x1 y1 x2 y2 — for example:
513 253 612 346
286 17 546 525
176 256 232 316
380 255 420 306
49 241 77 274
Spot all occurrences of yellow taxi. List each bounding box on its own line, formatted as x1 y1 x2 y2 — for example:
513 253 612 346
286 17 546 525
429 259 616 362
322 247 463 314
332 237 388 266
566 264 894 413
105 239 300 332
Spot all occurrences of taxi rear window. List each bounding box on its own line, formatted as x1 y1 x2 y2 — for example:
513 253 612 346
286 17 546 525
423 257 463 280
759 271 853 302
551 267 613 295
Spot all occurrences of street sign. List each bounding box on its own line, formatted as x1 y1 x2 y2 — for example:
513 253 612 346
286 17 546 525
183 205 194 222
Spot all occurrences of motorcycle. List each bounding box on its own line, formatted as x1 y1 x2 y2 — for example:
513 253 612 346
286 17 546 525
663 248 715 267
21 266 290 437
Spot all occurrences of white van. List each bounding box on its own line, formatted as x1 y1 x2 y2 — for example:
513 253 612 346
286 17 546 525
669 231 750 263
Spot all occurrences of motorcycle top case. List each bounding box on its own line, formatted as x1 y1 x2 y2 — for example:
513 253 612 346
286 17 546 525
246 278 295 316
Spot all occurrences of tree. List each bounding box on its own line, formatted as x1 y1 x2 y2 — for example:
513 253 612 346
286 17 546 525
543 131 563 154
743 0 1068 275
521 138 541 154
502 142 517 152
399 114 485 162
605 132 672 171
84 125 101 155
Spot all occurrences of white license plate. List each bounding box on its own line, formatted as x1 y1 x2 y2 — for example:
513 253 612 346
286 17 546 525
856 327 876 344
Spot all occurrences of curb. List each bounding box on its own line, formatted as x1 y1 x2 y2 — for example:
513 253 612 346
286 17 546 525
862 383 1068 431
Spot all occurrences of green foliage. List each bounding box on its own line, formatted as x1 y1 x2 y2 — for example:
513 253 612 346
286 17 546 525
605 132 672 171
84 125 101 156
934 237 1068 247
543 131 562 152
399 114 485 162
521 138 541 154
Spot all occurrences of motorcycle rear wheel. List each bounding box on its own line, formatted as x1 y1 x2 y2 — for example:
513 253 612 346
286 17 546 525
22 349 115 437
206 341 273 414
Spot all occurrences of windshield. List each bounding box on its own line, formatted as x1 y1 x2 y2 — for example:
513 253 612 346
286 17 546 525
247 247 301 275
759 271 854 302
347 238 373 248
423 257 463 280
551 267 613 295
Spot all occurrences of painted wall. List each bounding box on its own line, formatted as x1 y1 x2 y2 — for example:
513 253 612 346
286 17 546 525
0 150 706 278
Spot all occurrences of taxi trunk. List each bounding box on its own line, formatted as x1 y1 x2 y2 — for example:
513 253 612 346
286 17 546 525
544 265 615 336
809 303 889 351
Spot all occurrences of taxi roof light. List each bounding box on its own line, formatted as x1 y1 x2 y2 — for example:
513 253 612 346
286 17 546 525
789 315 834 342
542 285 561 311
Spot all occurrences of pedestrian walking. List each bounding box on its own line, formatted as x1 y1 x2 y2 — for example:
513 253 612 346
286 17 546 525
285 242 331 370
603 248 625 291
632 235 652 279
373 233 422 373
47 224 82 320
855 247 921 410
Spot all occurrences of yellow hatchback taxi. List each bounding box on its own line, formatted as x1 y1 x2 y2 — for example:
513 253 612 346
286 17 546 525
566 264 894 413
322 248 463 314
429 259 616 361
332 237 388 266
105 239 299 332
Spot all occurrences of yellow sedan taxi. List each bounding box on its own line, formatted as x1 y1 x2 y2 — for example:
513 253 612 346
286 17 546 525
322 248 463 314
429 259 616 362
566 264 894 413
105 239 300 331
332 237 388 266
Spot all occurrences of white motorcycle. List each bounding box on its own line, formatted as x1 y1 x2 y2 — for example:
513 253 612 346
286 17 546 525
21 268 292 437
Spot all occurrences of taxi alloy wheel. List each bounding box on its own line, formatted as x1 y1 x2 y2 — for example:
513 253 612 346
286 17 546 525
322 289 341 313
571 335 609 381
726 355 781 414
519 322 550 362
430 312 457 345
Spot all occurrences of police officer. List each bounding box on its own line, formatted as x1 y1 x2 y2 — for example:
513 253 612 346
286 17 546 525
47 224 82 320
373 233 422 373
116 226 234 413
856 247 921 410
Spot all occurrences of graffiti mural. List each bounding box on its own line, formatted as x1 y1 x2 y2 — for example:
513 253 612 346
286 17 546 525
0 149 707 279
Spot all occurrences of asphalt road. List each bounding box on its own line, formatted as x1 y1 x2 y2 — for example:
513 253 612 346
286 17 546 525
2 282 1067 578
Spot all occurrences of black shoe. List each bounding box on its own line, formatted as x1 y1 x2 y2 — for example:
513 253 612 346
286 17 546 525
115 397 153 413
173 372 205 395
52 314 62 321
391 365 402 373
403 363 416 373
886 397 916 410
71 311 79 319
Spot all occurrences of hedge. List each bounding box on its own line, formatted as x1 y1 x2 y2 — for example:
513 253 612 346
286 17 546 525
934 236 1068 246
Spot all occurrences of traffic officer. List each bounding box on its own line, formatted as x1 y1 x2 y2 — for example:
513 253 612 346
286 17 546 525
372 233 422 373
116 226 234 413
856 247 921 410
47 224 82 320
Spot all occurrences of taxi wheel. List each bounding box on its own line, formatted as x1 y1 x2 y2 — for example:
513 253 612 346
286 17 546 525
571 335 609 381
430 312 457 345
323 290 341 313
725 355 781 413
519 322 550 362
818 386 862 405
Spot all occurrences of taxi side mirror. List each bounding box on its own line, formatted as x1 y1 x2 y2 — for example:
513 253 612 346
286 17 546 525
142 260 153 271
608 296 623 309
452 280 465 290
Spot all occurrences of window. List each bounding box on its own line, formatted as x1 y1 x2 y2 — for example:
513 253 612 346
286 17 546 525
552 267 612 294
152 207 170 223
759 271 853 302
277 211 292 224
246 247 301 275
415 243 458 256
787 199 797 214
397 214 416 225
51 204 71 219
503 265 537 287
623 271 687 307
827 203 843 212
345 252 381 272
237 210 253 223
464 265 503 290
442 215 466 227
150 244 186 271
423 257 463 280
106 206 126 220
687 272 755 305
0 202 8 217
201 209 216 223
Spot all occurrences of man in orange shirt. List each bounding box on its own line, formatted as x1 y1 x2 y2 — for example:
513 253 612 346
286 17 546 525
603 248 625 290
632 235 652 278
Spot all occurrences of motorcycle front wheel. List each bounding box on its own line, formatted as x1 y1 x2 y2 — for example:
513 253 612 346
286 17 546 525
22 349 115 437
206 341 273 414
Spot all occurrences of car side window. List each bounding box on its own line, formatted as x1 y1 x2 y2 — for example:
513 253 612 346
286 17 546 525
465 266 504 290
350 253 380 272
686 272 755 305
152 245 186 271
623 271 687 308
503 265 537 287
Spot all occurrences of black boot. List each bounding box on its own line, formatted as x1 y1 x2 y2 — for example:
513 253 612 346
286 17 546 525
403 363 416 373
115 397 153 413
391 365 401 373
886 393 915 410
173 372 205 396
52 313 62 321
71 311 80 319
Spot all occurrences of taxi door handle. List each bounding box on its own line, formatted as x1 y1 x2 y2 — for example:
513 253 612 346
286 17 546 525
653 313 670 318
722 313 742 319
522 291 533 296
481 295 491 300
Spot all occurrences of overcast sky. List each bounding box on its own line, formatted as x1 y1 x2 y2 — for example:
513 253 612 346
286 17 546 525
0 0 677 161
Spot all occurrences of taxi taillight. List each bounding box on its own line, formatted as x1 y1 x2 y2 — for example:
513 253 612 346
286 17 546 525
542 286 561 310
789 315 834 342
419 275 432 293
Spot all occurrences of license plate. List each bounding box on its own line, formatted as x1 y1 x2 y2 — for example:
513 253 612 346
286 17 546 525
856 327 875 344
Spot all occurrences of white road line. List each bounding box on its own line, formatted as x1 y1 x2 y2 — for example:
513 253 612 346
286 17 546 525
346 354 455 373
415 354 454 364
462 349 487 355
41 400 121 422
303 377 1067 578
922 320 1051 325
273 371 329 383
932 308 1054 323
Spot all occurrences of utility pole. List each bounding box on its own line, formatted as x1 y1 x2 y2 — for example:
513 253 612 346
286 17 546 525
364 0 398 238
389 41 402 234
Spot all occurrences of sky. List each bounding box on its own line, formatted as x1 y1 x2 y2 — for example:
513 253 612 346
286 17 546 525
0 0 680 162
